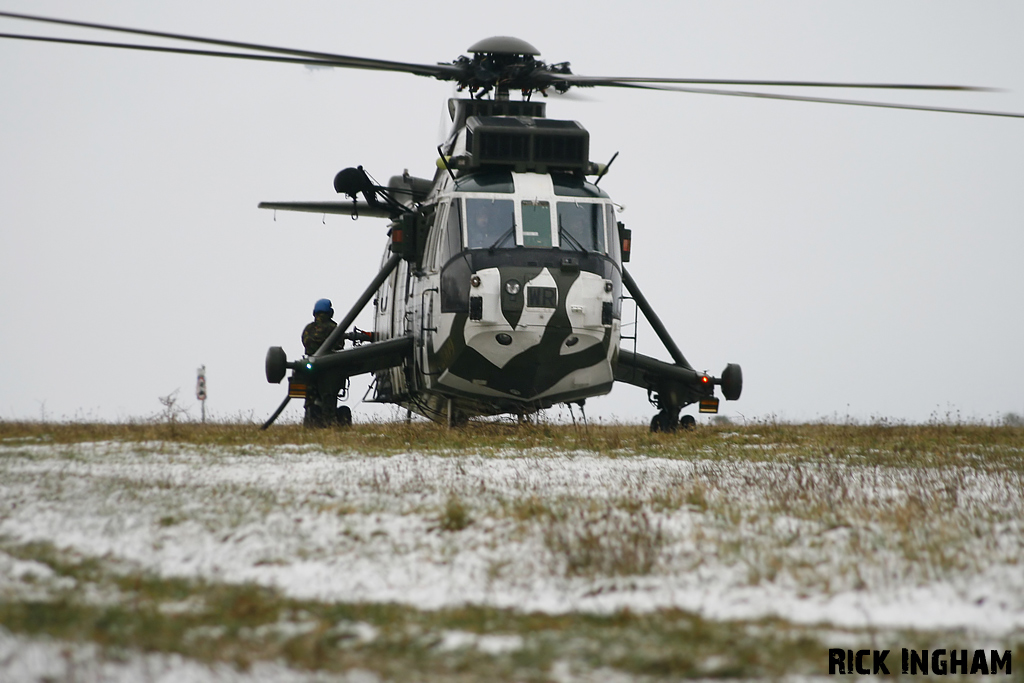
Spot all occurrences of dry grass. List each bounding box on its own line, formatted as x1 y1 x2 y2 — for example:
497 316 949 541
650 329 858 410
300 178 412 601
0 540 848 681
436 492 473 532
3 418 1023 469
4 538 1018 681
543 505 665 578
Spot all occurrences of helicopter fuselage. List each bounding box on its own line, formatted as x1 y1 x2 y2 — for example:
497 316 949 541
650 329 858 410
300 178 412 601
372 169 623 421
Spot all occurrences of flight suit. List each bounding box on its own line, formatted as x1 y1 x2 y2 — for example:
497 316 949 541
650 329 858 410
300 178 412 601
302 312 338 356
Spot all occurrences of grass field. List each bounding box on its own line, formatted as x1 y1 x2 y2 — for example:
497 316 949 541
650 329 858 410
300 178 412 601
1 419 1022 681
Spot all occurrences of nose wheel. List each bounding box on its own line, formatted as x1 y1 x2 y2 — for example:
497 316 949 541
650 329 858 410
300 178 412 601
303 384 354 428
337 405 353 426
650 409 696 432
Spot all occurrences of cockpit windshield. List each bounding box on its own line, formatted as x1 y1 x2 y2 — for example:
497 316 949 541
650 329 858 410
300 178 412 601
557 201 605 253
521 201 552 248
465 198 515 250
459 191 614 257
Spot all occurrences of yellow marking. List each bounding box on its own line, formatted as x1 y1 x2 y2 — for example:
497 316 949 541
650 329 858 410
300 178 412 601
699 398 719 414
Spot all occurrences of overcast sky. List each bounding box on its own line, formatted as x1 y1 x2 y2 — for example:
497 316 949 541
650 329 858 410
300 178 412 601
1 1 1022 425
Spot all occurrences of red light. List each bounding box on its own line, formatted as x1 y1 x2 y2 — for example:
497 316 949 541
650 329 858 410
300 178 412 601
701 375 709 384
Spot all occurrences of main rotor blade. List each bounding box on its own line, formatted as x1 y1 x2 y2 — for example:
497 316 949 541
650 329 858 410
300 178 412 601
594 81 1024 119
0 11 463 79
543 73 992 92
0 33 396 69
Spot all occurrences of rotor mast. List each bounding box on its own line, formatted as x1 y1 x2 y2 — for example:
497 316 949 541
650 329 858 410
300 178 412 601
461 36 545 101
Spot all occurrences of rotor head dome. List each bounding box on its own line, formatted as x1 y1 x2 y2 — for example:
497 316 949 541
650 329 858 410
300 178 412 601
466 36 539 56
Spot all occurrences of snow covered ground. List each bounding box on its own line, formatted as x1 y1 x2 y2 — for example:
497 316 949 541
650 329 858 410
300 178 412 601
1 437 1022 679
3 439 1023 629
0 628 372 683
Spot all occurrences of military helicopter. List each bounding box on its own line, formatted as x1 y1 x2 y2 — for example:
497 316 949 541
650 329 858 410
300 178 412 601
3 12 1021 430
259 55 745 431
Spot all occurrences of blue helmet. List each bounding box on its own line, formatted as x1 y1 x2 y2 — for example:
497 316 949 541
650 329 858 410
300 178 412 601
313 298 333 316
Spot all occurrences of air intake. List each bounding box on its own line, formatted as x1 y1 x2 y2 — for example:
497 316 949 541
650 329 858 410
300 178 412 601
465 116 590 173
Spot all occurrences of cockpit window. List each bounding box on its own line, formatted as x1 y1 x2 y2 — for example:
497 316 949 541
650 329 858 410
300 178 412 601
465 197 515 249
454 171 514 193
521 201 552 248
551 173 610 198
557 201 605 253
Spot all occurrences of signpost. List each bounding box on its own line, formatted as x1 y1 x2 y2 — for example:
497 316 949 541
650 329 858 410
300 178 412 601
196 365 207 423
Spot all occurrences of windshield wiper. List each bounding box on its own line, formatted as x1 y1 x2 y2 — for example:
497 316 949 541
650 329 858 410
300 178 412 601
487 224 515 252
558 220 588 254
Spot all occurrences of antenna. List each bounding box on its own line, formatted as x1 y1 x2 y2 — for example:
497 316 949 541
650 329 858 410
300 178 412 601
594 151 619 186
436 146 457 184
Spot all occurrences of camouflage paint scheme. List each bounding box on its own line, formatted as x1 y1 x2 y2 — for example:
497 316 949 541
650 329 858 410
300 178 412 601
370 170 623 421
431 258 620 405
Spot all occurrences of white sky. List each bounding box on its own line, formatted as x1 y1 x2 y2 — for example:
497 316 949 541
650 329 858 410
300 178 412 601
1 1 1022 425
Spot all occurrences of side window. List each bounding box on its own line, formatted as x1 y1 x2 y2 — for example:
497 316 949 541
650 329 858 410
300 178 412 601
521 200 552 248
605 204 621 262
466 198 515 249
443 198 463 264
425 204 444 271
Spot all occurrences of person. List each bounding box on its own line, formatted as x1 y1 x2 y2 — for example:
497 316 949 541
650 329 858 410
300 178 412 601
467 201 507 249
300 299 352 428
302 298 340 356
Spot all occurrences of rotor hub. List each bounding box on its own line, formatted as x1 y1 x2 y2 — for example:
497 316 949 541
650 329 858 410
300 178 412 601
452 36 570 99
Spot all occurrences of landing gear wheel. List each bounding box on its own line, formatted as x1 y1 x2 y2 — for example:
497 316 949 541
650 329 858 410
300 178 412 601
265 346 287 384
303 403 325 428
679 414 696 430
336 405 352 426
650 410 679 433
721 363 743 401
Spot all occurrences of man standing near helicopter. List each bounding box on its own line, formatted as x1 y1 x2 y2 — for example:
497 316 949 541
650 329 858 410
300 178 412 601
300 298 352 427
302 298 341 356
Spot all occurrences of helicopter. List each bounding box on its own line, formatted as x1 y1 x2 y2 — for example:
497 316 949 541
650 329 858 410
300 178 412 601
2 11 1021 429
257 39 746 431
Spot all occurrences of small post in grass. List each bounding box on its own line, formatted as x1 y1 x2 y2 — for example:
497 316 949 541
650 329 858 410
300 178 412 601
196 365 207 423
